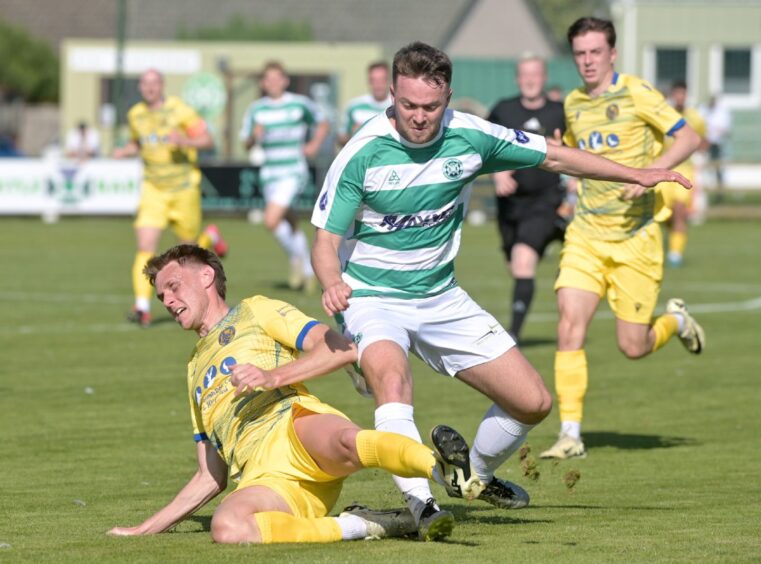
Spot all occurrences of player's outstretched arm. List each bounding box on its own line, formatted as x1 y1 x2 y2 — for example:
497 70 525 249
231 324 357 394
107 441 227 536
541 143 692 190
312 228 353 316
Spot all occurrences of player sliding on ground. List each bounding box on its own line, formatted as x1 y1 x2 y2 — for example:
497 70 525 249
107 245 479 544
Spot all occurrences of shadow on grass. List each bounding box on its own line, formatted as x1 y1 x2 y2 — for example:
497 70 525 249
449 504 554 526
583 431 699 451
184 515 212 532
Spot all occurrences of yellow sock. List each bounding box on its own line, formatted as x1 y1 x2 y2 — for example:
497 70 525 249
132 251 154 303
254 512 341 544
651 313 679 352
669 231 687 255
355 429 435 479
196 230 212 250
555 350 588 424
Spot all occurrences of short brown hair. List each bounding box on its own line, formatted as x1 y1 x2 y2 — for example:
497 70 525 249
262 60 287 76
392 42 452 87
368 61 389 74
144 245 227 299
567 17 616 48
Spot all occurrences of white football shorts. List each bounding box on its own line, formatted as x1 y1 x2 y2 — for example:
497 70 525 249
262 174 307 208
337 286 516 395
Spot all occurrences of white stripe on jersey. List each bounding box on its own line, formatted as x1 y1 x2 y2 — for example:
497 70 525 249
364 153 484 193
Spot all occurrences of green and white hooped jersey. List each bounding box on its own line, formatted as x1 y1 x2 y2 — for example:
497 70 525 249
312 108 547 299
240 92 324 183
340 94 392 137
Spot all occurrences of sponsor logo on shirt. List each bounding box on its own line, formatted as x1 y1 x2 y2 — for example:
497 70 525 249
442 158 464 180
589 131 604 150
219 356 236 375
577 139 587 150
606 133 620 148
203 365 218 388
379 203 456 232
387 170 401 186
514 130 530 144
195 386 203 405
318 191 329 211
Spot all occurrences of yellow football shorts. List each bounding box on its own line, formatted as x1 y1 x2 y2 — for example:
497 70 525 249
554 221 663 324
133 180 202 241
233 393 350 518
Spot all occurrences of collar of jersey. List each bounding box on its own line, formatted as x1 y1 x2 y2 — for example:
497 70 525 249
384 107 445 149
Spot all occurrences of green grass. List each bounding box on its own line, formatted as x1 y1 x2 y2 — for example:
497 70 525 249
1 216 760 562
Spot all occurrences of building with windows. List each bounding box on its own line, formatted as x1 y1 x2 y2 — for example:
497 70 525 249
611 0 761 163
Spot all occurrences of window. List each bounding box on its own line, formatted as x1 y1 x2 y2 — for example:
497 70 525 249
723 48 752 94
655 48 687 93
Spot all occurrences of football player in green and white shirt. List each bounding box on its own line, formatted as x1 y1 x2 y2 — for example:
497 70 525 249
338 61 392 146
311 42 691 539
241 61 330 291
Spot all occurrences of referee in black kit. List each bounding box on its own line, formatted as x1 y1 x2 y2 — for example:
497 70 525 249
488 54 571 343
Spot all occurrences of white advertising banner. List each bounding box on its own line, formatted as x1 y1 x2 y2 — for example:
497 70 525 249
0 158 142 215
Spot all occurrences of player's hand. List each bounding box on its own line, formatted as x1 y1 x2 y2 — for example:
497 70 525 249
112 147 129 159
303 140 321 159
166 130 187 147
107 526 145 536
230 363 276 395
494 172 518 197
321 281 352 316
547 128 563 147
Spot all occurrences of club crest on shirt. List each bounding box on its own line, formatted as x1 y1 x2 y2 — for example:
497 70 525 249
219 326 236 346
442 158 464 180
606 104 620 121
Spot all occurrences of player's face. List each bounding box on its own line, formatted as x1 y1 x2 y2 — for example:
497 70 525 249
261 68 289 99
571 31 617 91
368 67 390 101
671 86 687 110
139 71 164 107
155 261 210 332
391 74 451 144
516 59 546 101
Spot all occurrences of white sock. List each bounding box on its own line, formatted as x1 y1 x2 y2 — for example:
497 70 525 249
561 421 582 440
273 221 295 257
135 297 151 312
470 404 534 483
671 312 686 333
292 230 313 276
375 402 436 522
335 515 367 541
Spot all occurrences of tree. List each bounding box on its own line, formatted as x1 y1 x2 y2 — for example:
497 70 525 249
533 0 611 51
0 19 59 102
177 16 312 42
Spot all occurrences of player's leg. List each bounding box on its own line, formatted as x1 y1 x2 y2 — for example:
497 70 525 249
456 347 551 508
408 287 546 508
284 207 316 292
359 340 451 537
129 184 170 326
667 200 689 267
509 243 539 341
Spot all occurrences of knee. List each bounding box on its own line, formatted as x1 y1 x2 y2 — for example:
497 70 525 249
557 317 585 350
211 513 260 545
617 339 648 359
521 388 553 425
264 217 279 232
366 370 411 404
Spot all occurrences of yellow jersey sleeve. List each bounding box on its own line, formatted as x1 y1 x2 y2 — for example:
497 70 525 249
684 108 707 139
187 355 208 442
244 297 321 351
631 79 684 137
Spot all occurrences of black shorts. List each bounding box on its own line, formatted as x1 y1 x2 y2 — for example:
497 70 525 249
497 206 566 260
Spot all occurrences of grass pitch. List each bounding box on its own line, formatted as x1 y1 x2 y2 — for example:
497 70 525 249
1 216 760 562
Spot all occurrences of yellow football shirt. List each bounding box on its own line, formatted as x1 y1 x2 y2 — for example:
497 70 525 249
127 95 204 192
665 106 706 180
186 296 321 478
563 73 685 240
